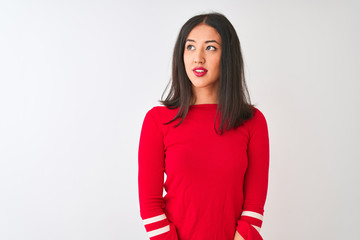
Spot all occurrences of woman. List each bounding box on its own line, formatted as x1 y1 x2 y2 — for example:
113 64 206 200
138 12 270 240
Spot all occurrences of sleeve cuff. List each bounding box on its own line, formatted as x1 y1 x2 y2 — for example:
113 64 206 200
236 220 263 240
142 213 179 240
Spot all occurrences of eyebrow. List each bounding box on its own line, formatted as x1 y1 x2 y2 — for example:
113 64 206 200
186 39 221 45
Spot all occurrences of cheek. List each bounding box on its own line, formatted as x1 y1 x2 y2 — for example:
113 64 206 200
183 55 191 68
183 56 191 76
211 58 221 73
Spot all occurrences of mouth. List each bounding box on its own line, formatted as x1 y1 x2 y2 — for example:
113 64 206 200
192 67 208 77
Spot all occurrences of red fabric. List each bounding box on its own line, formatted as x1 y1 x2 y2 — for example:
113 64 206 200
138 104 269 240
236 221 263 240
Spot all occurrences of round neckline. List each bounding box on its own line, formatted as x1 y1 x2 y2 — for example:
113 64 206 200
189 103 218 109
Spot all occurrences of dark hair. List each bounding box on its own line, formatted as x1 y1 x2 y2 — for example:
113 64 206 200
159 12 256 135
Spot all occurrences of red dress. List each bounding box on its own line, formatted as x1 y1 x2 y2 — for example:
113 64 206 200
138 104 270 240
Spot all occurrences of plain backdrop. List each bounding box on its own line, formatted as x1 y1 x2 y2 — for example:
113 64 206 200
1 0 359 239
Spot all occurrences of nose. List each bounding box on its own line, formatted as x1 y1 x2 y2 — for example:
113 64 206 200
194 50 205 64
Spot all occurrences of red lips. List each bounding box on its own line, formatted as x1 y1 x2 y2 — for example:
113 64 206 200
192 67 208 77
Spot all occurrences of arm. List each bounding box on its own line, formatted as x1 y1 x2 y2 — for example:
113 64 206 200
235 109 270 240
138 109 179 240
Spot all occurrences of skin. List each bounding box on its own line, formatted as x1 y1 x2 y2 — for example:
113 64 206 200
183 23 245 240
234 230 245 240
183 23 222 105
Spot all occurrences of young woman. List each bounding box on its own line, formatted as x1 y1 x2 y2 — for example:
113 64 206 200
138 12 270 240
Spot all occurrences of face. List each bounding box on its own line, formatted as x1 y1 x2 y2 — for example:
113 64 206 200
183 23 222 96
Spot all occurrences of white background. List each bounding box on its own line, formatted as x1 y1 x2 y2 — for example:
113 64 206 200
1 1 359 239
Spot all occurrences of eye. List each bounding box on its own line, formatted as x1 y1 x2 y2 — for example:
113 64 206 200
186 45 195 50
206 45 217 51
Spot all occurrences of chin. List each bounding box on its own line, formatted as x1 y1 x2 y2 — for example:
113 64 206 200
191 83 213 88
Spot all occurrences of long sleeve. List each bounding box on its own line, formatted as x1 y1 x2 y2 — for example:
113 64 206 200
236 109 270 240
138 109 179 240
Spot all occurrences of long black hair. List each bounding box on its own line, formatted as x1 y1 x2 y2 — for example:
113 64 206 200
159 12 256 135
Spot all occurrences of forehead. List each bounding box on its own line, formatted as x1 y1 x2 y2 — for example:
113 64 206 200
186 23 221 42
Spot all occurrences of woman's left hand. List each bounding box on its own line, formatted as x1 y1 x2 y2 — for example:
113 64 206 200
234 230 245 240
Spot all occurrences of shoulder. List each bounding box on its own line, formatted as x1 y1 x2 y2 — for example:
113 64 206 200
143 105 177 125
251 106 267 123
245 106 268 132
145 105 172 117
